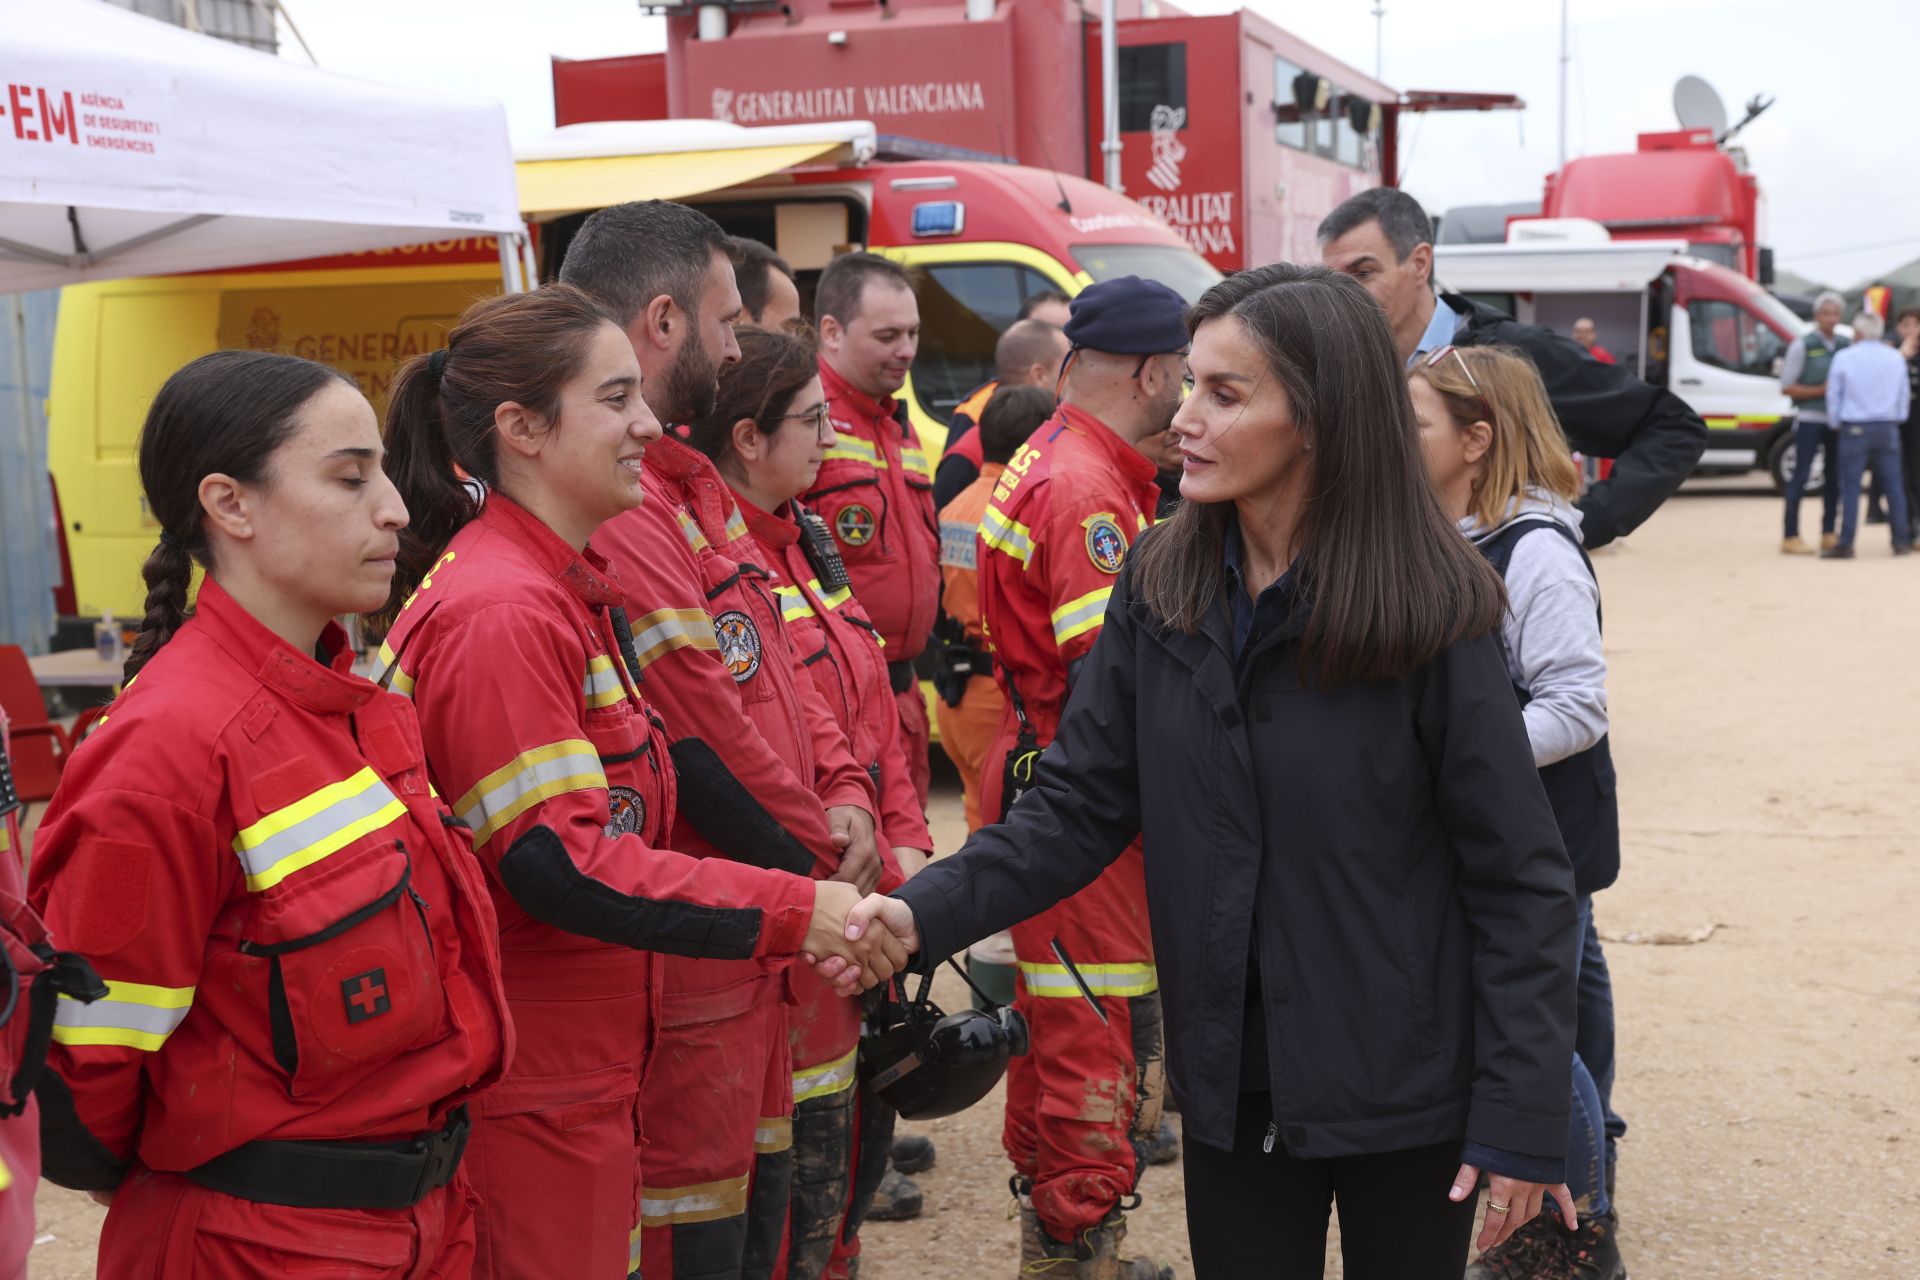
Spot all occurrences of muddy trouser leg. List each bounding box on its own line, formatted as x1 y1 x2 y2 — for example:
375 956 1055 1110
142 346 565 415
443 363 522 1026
744 1034 798 1280
783 966 862 1280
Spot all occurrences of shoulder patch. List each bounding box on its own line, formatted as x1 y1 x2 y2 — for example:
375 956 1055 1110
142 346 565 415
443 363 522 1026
604 786 647 837
713 610 764 682
833 504 877 548
1083 512 1129 574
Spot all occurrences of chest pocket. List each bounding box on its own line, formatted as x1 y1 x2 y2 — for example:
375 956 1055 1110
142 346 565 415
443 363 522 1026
584 699 667 847
239 837 446 1098
810 464 891 563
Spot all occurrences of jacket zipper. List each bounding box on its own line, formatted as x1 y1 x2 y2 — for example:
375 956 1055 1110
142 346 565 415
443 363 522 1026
1263 1121 1278 1154
397 840 435 957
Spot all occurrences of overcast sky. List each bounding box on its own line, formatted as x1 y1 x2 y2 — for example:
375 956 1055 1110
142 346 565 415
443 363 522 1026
285 0 1919 288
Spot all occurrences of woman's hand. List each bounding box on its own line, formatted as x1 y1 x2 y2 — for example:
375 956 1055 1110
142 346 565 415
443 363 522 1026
803 880 905 989
811 893 923 996
825 806 882 893
1449 1164 1576 1252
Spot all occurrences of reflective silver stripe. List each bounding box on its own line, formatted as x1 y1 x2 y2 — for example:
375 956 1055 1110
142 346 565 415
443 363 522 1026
640 1174 750 1226
582 655 624 709
979 505 1033 564
457 740 606 845
51 980 194 1051
629 607 721 668
1015 961 1158 997
1050 588 1112 648
774 586 815 623
232 768 406 892
792 1047 859 1102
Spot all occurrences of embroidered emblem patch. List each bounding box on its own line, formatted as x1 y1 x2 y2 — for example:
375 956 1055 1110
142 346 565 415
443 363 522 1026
834 504 877 547
341 968 391 1024
714 610 764 683
605 786 647 837
1084 514 1128 574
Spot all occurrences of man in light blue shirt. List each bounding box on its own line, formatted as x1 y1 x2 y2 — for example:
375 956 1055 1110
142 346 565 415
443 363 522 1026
1823 311 1912 557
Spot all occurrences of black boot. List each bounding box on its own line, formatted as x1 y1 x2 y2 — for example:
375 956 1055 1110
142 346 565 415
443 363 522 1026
866 1164 924 1221
891 1133 937 1174
1563 1210 1627 1280
1462 1213 1568 1280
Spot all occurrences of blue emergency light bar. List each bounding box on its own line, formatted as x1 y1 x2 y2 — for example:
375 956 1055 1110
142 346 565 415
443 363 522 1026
911 202 966 238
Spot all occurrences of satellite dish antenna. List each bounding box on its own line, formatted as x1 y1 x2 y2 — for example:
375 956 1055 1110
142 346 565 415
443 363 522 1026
1673 75 1729 135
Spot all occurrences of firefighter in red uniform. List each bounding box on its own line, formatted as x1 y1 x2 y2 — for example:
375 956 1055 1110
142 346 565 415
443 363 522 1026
28 351 512 1278
974 278 1189 1279
803 253 941 807
685 326 936 1280
376 288 900 1280
558 202 895 1280
932 315 1071 511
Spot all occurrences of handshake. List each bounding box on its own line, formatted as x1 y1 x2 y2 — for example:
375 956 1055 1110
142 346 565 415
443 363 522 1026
802 882 923 996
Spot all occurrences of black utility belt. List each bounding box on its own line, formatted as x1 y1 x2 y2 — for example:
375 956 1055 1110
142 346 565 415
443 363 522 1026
184 1104 469 1210
887 660 916 695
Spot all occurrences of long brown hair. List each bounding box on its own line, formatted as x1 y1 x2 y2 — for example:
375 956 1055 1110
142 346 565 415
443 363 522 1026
1411 344 1581 529
682 324 821 463
125 351 352 683
374 284 615 628
1129 262 1505 685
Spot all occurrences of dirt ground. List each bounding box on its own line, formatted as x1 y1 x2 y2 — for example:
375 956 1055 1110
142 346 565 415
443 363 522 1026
24 477 1920 1277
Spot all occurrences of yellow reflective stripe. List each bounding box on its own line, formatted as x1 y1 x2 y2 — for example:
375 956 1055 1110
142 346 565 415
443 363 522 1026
640 1174 751 1227
582 654 624 709
824 433 884 467
675 509 710 552
231 767 407 892
774 585 816 623
755 1115 794 1154
901 444 932 478
376 640 415 699
0 824 9 855
629 1224 644 1272
792 1046 859 1103
1704 413 1783 430
724 506 749 544
1050 587 1112 648
1016 961 1158 998
52 979 194 1051
1136 511 1150 531
456 740 606 846
979 505 1033 565
629 607 721 669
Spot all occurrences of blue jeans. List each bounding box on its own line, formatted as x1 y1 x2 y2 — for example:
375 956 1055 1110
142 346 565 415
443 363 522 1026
1578 907 1624 1159
1783 420 1839 538
1836 421 1911 549
1566 896 1613 1217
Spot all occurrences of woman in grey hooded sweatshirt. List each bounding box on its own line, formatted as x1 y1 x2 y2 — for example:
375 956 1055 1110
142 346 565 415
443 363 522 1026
1411 343 1627 1280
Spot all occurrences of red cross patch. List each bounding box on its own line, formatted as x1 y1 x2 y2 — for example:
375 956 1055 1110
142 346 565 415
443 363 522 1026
342 968 391 1024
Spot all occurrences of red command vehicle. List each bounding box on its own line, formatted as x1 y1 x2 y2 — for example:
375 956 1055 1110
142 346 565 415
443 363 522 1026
551 0 1516 274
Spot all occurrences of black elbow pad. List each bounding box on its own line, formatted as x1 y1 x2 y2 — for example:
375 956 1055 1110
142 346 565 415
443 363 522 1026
35 1072 128 1192
497 824 764 960
666 738 818 876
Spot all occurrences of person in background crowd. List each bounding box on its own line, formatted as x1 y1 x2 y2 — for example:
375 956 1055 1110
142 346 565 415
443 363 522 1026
967 276 1187 1280
1570 318 1615 365
559 202 890 1279
377 287 899 1279
1318 187 1706 550
1020 289 1073 329
730 236 805 331
1896 307 1920 546
31 351 513 1278
687 324 938 1280
838 263 1578 1280
934 319 1073 510
1820 310 1912 559
934 383 1055 833
805 253 941 806
1778 291 1850 554
1412 344 1628 1280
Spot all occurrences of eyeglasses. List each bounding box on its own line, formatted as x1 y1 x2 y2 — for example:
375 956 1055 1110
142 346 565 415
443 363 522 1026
776 403 832 435
1421 344 1483 398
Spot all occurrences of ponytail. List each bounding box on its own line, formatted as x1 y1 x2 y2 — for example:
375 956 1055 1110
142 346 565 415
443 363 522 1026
122 537 194 684
375 284 619 629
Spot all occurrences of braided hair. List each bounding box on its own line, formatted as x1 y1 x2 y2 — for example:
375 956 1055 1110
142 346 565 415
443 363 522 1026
124 350 352 683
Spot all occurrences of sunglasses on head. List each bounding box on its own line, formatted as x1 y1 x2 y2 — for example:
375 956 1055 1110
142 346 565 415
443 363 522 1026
1421 344 1482 397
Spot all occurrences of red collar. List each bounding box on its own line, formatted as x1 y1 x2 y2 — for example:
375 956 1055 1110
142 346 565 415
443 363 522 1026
1056 402 1161 489
734 492 801 551
818 356 897 425
478 491 624 608
645 435 744 545
192 576 372 715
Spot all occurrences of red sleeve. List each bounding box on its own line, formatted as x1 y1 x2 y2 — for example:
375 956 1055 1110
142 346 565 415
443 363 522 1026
873 683 932 857
30 784 231 1164
411 603 811 958
797 662 879 818
1031 489 1133 667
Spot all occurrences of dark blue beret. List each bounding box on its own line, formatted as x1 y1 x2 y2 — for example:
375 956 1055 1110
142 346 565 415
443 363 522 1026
1062 275 1190 356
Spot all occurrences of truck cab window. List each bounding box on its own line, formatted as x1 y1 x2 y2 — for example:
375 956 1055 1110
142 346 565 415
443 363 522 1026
1120 43 1187 133
1687 299 1785 378
912 263 1062 424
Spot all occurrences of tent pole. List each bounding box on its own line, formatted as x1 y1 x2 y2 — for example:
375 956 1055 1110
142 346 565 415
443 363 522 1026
519 231 539 293
497 233 519 294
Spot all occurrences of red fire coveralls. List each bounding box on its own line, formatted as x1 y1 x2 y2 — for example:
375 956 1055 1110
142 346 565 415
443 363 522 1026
739 496 928 1280
0 726 35 1280
975 405 1166 1242
29 577 512 1279
935 461 1009 834
596 436 879 1280
380 494 817 1280
804 359 942 807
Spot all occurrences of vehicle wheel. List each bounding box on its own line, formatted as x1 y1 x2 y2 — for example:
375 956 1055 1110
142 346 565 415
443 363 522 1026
1769 433 1825 496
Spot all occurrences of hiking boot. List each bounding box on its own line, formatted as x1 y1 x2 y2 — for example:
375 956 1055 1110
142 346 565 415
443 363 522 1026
1141 1119 1180 1166
866 1167 924 1221
1821 532 1840 550
1780 536 1815 555
1564 1211 1627 1280
1023 1208 1174 1280
1820 545 1856 559
1463 1213 1568 1280
891 1133 937 1174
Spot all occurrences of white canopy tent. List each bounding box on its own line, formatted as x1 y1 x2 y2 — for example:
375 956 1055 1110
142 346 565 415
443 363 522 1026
0 0 528 293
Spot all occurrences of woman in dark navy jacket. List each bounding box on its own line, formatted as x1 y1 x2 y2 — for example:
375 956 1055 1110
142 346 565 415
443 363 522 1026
840 264 1580 1279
